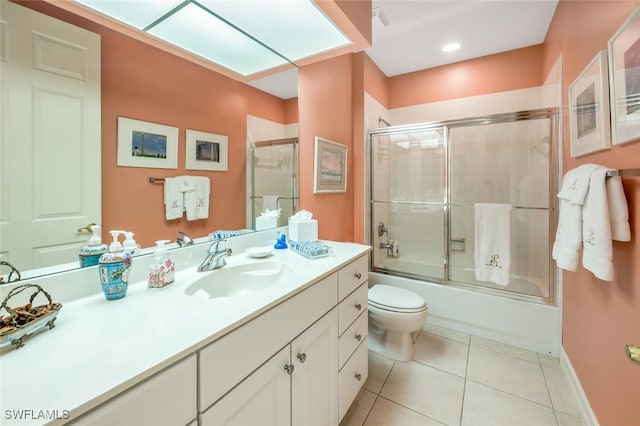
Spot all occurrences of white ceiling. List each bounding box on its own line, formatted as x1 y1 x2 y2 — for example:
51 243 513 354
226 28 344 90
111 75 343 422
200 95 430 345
249 0 559 99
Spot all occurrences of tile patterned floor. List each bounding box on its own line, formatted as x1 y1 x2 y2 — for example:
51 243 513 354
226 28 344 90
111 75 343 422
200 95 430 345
341 325 583 426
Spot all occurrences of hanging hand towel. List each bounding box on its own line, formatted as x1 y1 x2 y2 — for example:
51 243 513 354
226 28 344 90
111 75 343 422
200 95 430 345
164 177 184 220
606 174 631 242
262 195 279 211
185 176 210 221
552 164 600 271
474 203 512 286
582 168 625 281
177 175 195 193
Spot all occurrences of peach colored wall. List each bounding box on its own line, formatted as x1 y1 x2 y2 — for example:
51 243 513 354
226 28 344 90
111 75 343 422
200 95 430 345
352 53 366 244
298 55 355 242
544 2 640 424
18 1 290 249
388 45 544 109
363 53 390 108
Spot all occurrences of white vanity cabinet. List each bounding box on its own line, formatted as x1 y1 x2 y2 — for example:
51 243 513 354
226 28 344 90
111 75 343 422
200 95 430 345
70 355 197 426
199 273 339 425
337 255 369 422
201 309 338 426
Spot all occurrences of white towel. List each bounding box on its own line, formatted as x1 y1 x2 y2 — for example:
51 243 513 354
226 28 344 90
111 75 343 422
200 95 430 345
262 195 279 211
606 175 631 242
557 163 600 204
177 175 194 192
552 164 601 271
582 168 632 281
185 176 210 221
164 177 184 220
474 203 512 286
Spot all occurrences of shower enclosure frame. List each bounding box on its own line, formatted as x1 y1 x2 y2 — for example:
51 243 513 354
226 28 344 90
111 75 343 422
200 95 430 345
367 108 559 305
248 137 299 230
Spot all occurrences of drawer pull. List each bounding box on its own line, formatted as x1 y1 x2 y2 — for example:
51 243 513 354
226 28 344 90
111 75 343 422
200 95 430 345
355 303 362 311
284 363 295 375
355 333 362 342
355 272 362 280
355 373 362 381
297 352 307 363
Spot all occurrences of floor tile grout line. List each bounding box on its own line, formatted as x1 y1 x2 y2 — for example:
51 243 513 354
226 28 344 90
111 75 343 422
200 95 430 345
465 376 557 411
538 352 562 426
458 335 472 426
374 394 448 426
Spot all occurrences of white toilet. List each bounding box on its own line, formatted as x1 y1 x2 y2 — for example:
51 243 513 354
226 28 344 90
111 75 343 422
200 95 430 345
368 284 428 362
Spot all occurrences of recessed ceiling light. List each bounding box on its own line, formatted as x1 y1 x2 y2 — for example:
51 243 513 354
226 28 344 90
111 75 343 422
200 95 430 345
442 42 461 52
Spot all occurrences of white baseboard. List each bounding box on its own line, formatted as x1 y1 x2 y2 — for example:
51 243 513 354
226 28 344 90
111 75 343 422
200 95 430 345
561 347 599 426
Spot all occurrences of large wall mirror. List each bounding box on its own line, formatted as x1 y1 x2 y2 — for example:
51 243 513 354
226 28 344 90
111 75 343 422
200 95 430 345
0 0 300 280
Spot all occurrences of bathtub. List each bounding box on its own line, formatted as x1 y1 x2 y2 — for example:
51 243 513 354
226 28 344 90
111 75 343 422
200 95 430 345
368 269 561 356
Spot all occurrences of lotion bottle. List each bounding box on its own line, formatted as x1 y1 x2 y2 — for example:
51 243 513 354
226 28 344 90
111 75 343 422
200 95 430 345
148 239 175 289
98 230 132 300
78 224 107 268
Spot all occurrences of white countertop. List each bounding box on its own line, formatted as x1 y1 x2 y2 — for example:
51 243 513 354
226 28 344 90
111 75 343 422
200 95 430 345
0 240 370 425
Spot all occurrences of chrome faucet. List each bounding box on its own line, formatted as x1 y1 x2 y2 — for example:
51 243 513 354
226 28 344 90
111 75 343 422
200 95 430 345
176 231 194 247
197 239 232 272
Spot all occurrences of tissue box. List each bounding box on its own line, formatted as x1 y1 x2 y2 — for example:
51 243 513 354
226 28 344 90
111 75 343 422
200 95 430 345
256 216 278 231
288 219 318 242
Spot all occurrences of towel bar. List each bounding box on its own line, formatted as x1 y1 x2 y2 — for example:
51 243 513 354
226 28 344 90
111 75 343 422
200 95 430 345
625 344 640 366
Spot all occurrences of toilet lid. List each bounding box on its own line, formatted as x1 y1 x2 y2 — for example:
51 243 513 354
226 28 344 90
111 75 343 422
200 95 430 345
368 285 427 311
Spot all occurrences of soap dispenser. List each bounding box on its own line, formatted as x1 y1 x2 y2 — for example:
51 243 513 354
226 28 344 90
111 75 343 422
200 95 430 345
98 230 132 300
78 224 108 268
148 240 175 289
122 231 140 256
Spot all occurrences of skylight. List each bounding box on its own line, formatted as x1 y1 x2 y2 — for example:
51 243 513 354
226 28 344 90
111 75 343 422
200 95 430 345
73 0 352 77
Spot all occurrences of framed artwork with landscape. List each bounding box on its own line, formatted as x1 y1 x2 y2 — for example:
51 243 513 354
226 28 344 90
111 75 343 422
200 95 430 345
313 137 347 193
117 117 178 168
568 50 611 157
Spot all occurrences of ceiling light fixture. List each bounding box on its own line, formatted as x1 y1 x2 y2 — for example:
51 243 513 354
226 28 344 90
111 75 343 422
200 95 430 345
441 42 461 52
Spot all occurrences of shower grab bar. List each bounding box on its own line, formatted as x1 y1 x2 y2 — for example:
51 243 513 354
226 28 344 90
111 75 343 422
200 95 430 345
606 168 640 177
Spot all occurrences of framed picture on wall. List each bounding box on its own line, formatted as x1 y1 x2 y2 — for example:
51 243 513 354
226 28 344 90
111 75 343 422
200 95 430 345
185 129 228 171
568 50 611 157
608 6 640 145
117 117 178 168
313 137 347 193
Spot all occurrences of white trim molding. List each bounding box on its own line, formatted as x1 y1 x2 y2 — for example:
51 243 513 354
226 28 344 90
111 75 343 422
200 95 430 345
561 347 599 426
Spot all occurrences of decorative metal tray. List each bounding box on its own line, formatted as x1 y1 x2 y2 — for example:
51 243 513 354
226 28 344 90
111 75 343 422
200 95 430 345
0 284 62 349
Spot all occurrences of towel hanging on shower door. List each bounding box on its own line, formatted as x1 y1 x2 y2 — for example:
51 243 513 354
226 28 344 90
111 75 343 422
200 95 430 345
474 203 512 286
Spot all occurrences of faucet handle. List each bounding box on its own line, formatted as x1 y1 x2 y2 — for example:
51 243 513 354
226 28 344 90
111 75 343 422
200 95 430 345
176 231 194 247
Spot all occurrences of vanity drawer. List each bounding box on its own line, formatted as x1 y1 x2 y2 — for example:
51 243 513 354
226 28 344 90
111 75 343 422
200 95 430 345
339 310 368 369
338 282 367 336
199 273 337 410
338 338 368 422
338 255 368 301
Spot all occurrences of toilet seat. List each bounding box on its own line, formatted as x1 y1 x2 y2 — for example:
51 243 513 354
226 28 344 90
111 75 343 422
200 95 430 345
368 285 427 313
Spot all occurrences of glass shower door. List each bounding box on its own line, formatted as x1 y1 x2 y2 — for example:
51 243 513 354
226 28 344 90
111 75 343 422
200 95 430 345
249 138 298 229
370 127 446 281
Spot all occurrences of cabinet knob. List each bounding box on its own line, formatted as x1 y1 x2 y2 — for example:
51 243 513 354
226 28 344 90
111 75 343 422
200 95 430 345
355 333 362 342
284 363 295 375
354 373 362 381
297 352 307 363
355 303 362 311
355 272 362 280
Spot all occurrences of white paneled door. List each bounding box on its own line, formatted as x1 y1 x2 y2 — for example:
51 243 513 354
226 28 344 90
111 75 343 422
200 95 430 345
1 0 101 272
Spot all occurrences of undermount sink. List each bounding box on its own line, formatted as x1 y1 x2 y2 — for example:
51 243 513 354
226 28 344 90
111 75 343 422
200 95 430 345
184 261 288 299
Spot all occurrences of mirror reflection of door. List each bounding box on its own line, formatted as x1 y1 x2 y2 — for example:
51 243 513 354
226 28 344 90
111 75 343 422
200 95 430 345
249 138 299 229
0 1 101 273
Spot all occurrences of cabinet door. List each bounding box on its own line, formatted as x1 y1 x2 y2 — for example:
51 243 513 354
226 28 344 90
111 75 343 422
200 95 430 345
291 308 339 426
201 346 291 426
72 355 197 426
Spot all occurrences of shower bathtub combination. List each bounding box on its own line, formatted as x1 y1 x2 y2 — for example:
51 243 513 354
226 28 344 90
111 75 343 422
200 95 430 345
367 109 561 355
